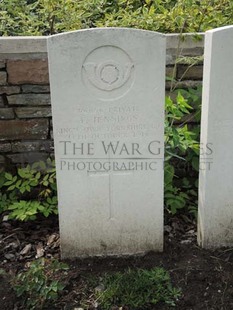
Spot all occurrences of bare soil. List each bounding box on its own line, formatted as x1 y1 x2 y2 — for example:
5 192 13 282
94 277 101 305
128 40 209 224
0 214 233 310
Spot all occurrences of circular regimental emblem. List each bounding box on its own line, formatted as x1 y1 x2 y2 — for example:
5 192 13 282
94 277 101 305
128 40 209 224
99 62 120 86
82 45 134 100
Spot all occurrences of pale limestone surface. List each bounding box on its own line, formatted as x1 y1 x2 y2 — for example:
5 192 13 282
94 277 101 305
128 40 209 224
198 26 233 248
48 28 165 258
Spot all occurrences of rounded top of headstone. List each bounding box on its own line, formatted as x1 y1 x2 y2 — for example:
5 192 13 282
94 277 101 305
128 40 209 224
206 25 233 35
47 27 165 42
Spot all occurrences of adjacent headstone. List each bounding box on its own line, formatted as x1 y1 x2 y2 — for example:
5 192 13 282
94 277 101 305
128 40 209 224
47 28 165 258
198 26 233 248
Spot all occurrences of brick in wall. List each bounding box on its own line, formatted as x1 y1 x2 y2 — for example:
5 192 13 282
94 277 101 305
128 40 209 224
0 72 7 86
166 66 176 78
6 152 50 164
0 108 15 119
7 94 50 106
0 61 5 69
166 80 202 90
0 119 48 140
11 140 53 152
177 65 203 80
15 107 51 118
0 86 21 95
0 143 11 152
0 96 4 107
0 155 5 164
22 85 50 93
7 59 49 85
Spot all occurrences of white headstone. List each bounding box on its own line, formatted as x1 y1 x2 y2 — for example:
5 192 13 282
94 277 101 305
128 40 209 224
47 28 165 258
198 26 233 248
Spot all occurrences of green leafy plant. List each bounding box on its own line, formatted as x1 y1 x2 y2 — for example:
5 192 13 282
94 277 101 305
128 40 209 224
89 267 180 309
7 199 57 221
12 258 68 310
0 188 17 214
0 158 58 220
3 158 56 195
0 170 17 212
164 88 201 215
0 0 233 36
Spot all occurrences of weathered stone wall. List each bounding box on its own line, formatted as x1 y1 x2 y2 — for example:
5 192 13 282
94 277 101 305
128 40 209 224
0 33 204 167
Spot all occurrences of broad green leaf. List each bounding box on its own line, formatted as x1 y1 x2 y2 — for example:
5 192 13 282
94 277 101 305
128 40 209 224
5 173 13 181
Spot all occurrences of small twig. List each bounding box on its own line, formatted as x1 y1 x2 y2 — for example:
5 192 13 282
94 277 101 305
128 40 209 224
178 110 200 127
0 227 22 242
170 19 187 93
221 281 228 305
209 255 233 265
1 232 17 242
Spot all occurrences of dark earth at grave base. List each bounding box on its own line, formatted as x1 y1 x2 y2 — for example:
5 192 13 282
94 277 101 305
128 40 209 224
0 214 233 310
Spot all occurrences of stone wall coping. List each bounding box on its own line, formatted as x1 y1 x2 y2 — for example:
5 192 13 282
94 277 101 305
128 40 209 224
0 32 204 54
166 33 204 49
0 36 47 54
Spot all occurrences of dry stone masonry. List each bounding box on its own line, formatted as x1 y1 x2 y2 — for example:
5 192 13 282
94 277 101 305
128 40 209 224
0 39 52 166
